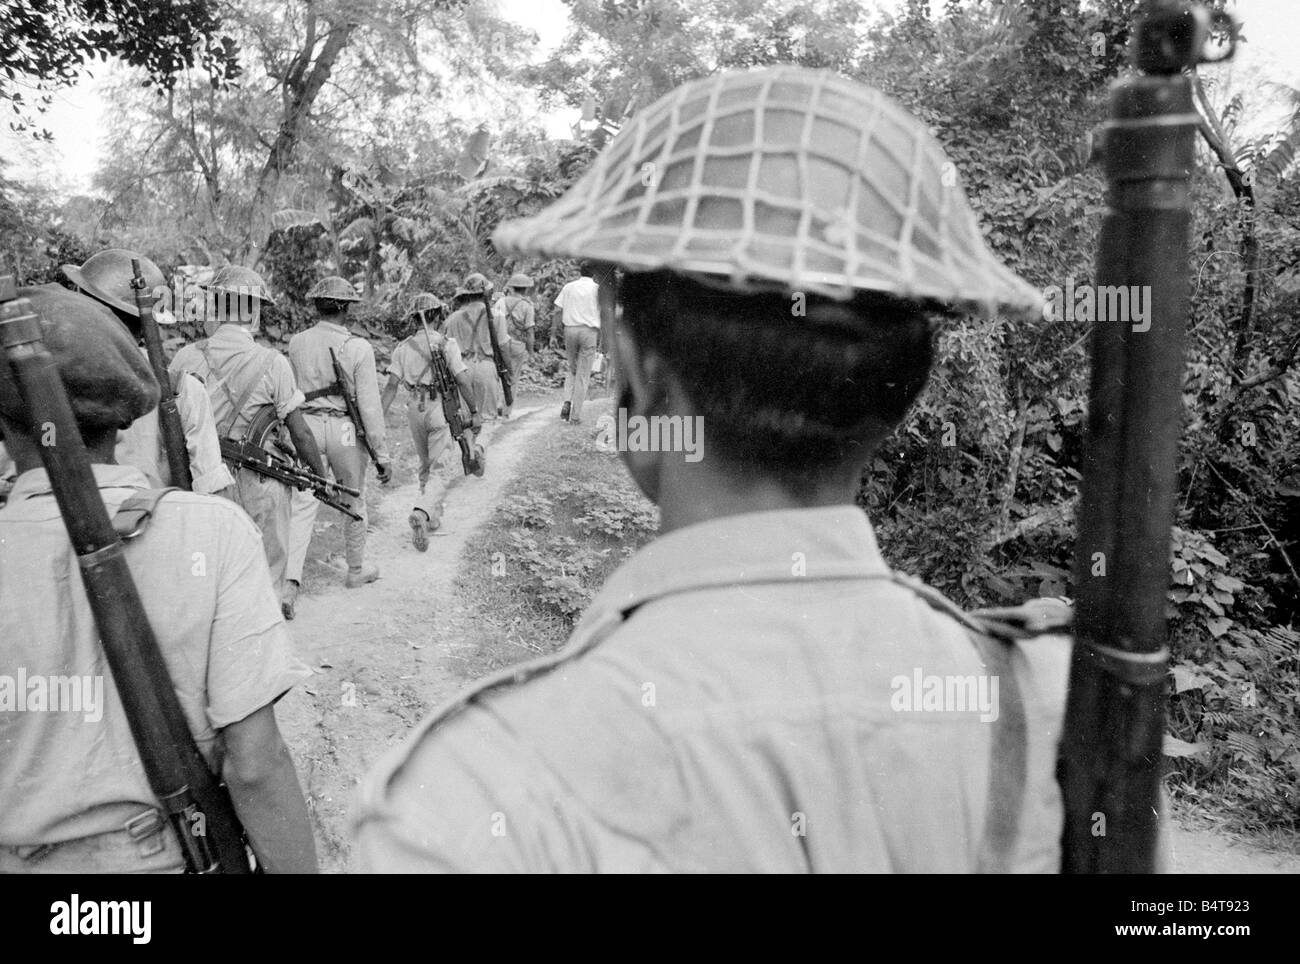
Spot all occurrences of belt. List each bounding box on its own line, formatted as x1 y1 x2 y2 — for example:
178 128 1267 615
302 406 349 418
7 808 167 866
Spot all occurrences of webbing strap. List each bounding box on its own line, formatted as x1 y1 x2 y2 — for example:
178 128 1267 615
200 345 275 439
111 488 179 541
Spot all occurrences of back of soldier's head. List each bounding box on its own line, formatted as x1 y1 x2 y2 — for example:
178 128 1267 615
617 272 939 479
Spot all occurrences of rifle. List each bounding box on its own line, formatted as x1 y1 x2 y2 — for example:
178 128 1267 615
130 259 192 490
480 290 513 408
0 277 256 873
219 436 363 521
1058 0 1237 873
418 312 484 476
328 347 382 469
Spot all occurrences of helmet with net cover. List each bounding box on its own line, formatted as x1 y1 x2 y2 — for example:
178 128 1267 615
453 272 490 300
307 275 360 302
506 272 534 289
407 292 444 316
492 66 1040 316
61 248 175 322
205 265 277 306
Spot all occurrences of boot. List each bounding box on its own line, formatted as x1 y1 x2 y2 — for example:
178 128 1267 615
281 580 300 621
409 511 430 553
345 564 379 588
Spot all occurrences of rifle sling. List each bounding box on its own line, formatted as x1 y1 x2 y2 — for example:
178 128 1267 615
200 345 276 439
111 488 181 542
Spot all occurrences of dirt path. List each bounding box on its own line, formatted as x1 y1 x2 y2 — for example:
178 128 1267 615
276 403 552 873
1169 821 1300 874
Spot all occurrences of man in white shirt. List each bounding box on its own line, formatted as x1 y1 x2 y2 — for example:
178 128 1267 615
553 261 601 423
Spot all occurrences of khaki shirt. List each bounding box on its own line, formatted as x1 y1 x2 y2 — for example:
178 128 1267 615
0 464 312 845
495 295 536 342
287 321 389 462
443 303 508 358
353 506 1071 873
170 325 304 441
115 360 235 494
387 333 468 391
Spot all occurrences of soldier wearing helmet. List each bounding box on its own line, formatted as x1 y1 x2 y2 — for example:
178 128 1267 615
170 264 328 614
0 284 318 873
285 276 391 591
355 67 1069 874
379 293 484 552
60 249 235 496
493 272 536 419
442 272 509 420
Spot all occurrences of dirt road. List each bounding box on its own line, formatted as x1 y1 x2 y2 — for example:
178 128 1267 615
276 403 551 873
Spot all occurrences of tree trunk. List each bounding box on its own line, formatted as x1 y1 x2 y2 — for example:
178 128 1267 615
243 16 356 264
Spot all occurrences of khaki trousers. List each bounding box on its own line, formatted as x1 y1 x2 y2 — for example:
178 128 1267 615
408 395 454 520
286 486 316 584
299 411 369 571
504 338 527 414
563 325 598 420
233 465 291 595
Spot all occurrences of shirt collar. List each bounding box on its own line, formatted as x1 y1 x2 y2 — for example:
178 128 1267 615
317 320 350 335
8 463 151 502
581 505 891 631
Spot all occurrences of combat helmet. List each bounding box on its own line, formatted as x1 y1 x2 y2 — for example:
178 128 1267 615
453 272 490 300
205 265 277 306
492 66 1040 316
506 273 534 289
307 275 361 302
62 248 175 322
406 292 444 317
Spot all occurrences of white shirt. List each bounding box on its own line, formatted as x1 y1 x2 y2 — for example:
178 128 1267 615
554 276 601 329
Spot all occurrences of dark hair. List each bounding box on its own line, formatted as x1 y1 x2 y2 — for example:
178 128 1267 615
577 261 595 278
618 271 939 478
314 298 351 317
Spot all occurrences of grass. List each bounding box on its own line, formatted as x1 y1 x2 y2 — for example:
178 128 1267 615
449 393 659 682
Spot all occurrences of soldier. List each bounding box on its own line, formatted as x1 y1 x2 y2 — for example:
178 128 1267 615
60 249 235 495
494 273 536 419
381 293 483 552
442 272 508 421
170 266 328 605
0 285 318 873
354 67 1071 873
286 276 391 589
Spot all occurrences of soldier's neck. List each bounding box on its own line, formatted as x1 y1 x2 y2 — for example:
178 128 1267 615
3 425 119 474
653 458 862 536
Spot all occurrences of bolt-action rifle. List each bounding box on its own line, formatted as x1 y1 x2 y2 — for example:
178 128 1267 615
130 259 192 490
1058 0 1237 873
0 277 256 873
328 347 382 469
480 289 513 409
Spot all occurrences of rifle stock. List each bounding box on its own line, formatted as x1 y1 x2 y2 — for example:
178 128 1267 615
131 259 192 491
0 278 254 874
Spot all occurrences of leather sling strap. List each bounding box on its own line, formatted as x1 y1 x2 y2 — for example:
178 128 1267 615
111 488 179 541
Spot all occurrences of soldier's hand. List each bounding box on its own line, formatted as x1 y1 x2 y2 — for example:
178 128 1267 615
470 411 484 432
376 462 393 485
